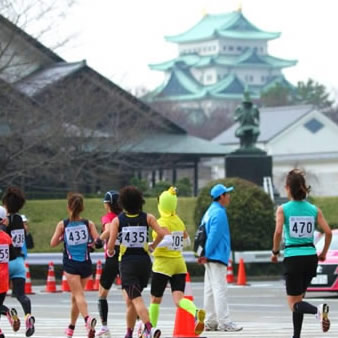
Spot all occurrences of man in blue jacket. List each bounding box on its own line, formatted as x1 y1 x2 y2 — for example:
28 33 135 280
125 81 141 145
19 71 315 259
199 183 243 332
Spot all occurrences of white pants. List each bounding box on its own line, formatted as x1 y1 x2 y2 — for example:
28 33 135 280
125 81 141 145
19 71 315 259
203 262 231 327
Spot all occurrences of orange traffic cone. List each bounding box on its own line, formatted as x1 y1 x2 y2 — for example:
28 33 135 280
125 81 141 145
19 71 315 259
227 259 234 283
184 272 193 301
85 274 94 291
237 258 247 286
45 261 59 292
93 260 102 291
61 271 70 292
172 272 204 338
24 262 35 295
115 274 121 286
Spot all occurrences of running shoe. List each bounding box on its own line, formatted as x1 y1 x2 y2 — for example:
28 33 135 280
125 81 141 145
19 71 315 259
218 321 243 332
25 314 35 337
6 308 20 332
0 329 4 338
204 322 218 331
85 316 97 338
96 326 110 336
317 303 330 332
136 320 143 338
194 309 205 335
65 327 74 338
142 327 161 338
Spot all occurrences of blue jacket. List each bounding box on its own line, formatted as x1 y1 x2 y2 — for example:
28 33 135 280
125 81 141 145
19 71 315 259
201 201 231 265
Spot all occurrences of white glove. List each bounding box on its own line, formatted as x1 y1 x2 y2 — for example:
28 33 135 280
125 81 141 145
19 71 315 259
157 234 174 248
183 236 191 248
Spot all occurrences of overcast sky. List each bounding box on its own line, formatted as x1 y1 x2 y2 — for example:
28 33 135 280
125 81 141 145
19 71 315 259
56 0 338 98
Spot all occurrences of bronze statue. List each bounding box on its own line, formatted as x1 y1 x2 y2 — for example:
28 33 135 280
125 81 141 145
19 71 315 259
234 90 260 151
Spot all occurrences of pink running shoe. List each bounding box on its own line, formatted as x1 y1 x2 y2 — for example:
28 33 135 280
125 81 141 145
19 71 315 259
6 308 20 332
85 316 97 338
25 314 35 337
65 327 74 338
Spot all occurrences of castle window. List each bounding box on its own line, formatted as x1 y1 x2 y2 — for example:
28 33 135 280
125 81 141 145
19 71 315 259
237 46 242 51
223 46 227 51
229 46 234 51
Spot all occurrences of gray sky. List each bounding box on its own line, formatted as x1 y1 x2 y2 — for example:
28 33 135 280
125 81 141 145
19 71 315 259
56 0 338 99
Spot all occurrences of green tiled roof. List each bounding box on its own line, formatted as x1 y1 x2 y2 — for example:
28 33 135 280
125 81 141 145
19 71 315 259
144 69 259 102
165 11 280 43
149 49 297 72
123 132 230 155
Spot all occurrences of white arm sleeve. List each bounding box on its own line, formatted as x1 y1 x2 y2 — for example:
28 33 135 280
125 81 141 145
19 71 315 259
156 234 174 248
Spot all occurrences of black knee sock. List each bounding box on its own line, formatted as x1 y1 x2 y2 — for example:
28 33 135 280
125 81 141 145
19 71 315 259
98 298 108 325
292 311 304 338
293 301 317 315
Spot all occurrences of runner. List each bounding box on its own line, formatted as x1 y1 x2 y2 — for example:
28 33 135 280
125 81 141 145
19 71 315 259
271 169 332 338
50 192 102 338
148 187 205 335
107 186 171 338
2 187 35 337
0 205 21 338
96 190 122 337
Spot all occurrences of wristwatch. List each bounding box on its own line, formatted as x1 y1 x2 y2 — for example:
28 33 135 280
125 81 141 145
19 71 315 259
272 249 280 255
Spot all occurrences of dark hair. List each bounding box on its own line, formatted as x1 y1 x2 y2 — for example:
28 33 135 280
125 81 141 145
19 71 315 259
119 186 144 214
213 192 226 202
2 186 25 213
286 169 311 201
105 191 122 214
67 192 84 221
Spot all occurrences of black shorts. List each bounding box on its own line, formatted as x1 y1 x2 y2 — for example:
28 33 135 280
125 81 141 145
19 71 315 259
119 254 151 291
151 272 186 298
283 254 318 296
100 256 119 290
63 259 92 279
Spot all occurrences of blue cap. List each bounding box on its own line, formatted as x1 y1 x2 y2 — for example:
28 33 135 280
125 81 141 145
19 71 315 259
210 184 234 199
103 190 119 205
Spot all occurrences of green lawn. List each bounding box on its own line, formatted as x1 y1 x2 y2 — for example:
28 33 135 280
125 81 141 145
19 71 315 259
21 197 197 252
20 196 338 252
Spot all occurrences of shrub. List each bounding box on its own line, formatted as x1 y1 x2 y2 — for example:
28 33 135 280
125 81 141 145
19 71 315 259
194 177 275 251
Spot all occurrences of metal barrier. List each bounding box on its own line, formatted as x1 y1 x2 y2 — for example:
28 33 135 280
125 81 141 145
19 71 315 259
26 251 280 265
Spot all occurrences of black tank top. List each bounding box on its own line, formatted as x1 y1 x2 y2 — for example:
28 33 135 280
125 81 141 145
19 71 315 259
6 214 25 257
118 212 149 257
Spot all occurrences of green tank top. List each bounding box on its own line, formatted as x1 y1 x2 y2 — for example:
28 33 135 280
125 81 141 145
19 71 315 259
283 200 317 257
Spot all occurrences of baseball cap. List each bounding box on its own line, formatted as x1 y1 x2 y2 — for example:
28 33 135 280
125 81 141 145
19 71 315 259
0 206 7 221
103 190 119 205
210 184 234 199
21 214 28 222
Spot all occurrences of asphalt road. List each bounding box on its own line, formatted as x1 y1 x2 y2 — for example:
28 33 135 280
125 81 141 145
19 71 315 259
1 280 338 337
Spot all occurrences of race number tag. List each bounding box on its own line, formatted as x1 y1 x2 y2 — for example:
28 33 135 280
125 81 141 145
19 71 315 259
65 224 89 246
289 216 315 239
0 244 9 263
11 229 25 248
171 231 184 251
121 226 147 248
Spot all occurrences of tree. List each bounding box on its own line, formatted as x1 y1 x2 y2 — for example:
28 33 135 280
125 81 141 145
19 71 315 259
296 78 334 109
260 78 334 109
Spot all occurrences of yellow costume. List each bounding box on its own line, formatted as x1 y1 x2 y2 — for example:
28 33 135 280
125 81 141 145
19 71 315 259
152 187 187 276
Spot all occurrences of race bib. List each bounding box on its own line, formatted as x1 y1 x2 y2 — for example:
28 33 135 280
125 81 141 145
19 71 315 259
0 244 9 263
121 226 147 248
289 216 315 239
171 231 184 251
11 229 25 248
65 224 89 246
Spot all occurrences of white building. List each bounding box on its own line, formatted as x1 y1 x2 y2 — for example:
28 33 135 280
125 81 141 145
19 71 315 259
212 105 338 196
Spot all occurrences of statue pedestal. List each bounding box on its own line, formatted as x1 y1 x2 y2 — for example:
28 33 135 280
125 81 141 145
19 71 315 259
225 152 272 186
